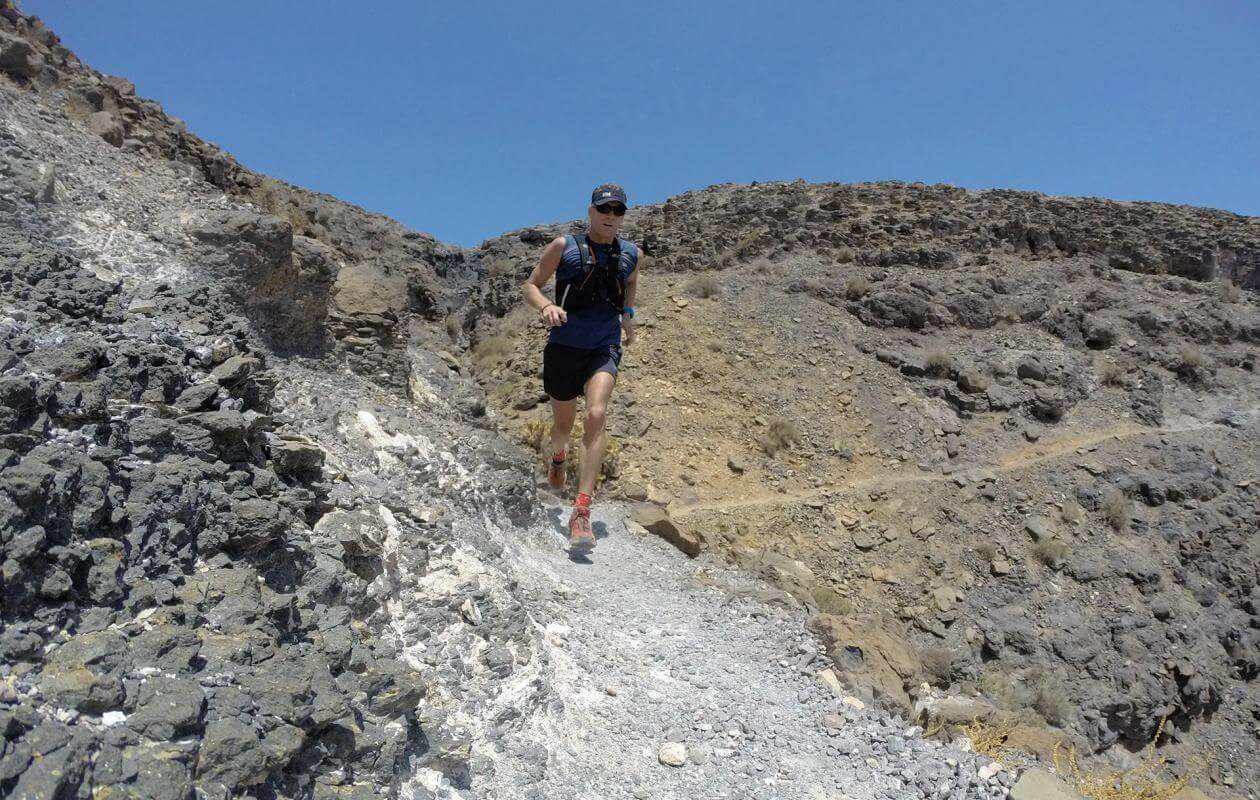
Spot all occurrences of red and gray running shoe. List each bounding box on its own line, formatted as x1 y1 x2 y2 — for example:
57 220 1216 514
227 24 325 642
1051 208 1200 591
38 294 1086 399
568 502 594 550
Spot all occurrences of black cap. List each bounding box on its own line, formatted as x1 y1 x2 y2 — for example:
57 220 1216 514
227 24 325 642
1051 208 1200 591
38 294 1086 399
591 183 628 207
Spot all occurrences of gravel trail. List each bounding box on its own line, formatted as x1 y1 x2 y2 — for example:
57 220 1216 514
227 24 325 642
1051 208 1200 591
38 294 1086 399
462 497 1012 800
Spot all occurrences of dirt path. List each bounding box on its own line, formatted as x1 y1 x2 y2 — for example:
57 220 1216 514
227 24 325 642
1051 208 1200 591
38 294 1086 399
673 421 1212 517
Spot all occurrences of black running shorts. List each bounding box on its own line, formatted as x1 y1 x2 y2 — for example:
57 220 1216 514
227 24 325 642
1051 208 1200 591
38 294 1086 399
543 342 622 401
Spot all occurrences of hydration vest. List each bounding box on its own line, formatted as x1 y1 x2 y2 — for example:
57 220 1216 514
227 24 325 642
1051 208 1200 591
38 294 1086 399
556 233 630 314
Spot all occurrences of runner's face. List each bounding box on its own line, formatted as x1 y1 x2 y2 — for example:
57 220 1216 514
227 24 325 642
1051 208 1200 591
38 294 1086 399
588 204 624 238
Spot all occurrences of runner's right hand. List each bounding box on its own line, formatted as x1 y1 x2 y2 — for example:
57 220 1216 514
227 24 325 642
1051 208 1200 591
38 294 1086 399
541 304 567 328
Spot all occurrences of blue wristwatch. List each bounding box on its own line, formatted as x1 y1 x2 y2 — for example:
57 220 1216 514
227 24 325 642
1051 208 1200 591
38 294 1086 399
622 307 636 318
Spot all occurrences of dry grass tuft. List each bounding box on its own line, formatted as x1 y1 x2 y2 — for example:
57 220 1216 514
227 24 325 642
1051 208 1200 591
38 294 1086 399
978 669 1023 713
1054 719 1200 800
845 275 871 300
473 334 514 370
686 273 722 298
925 350 953 378
520 415 620 483
836 246 856 264
1096 358 1126 386
759 417 801 456
797 278 827 299
1176 347 1211 383
960 718 1019 765
1101 489 1131 532
520 416 550 453
1030 670 1072 727
444 315 462 342
488 258 516 278
751 257 775 275
717 231 763 268
1033 538 1069 568
974 541 997 561
249 178 310 234
1219 281 1242 304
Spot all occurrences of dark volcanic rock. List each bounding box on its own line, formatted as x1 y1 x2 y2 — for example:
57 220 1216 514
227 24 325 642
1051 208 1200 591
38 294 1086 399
0 230 427 797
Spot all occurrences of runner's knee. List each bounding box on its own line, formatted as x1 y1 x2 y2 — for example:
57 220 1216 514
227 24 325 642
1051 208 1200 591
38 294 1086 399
584 404 608 433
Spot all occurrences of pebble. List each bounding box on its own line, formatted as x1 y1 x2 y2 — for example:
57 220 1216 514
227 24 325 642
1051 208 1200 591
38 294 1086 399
658 742 687 766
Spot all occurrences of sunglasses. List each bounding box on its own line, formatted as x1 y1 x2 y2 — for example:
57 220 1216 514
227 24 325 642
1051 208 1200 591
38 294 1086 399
594 204 627 216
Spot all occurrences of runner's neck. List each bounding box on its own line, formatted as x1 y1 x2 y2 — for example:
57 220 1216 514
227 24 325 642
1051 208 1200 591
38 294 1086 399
587 230 616 245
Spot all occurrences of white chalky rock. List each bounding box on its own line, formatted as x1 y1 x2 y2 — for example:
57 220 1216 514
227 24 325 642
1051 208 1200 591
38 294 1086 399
101 711 127 726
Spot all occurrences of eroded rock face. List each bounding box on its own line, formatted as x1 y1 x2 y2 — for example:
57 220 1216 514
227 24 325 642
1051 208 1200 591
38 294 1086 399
0 231 434 798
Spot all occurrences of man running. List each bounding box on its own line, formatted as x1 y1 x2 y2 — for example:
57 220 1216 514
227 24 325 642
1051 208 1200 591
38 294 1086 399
522 184 641 550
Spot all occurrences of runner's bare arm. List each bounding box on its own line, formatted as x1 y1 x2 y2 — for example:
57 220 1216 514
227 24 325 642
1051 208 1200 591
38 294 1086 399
620 245 641 345
524 236 568 327
621 245 641 310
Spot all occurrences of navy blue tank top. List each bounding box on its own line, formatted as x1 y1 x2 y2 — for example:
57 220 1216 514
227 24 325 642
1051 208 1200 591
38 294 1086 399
549 235 639 349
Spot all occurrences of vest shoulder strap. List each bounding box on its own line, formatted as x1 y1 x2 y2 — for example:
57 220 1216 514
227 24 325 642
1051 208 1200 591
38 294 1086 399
572 233 592 272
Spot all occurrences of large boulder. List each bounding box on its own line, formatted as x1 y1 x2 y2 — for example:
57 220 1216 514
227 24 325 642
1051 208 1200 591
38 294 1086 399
0 30 41 77
808 613 921 711
331 262 409 317
629 504 703 557
87 110 124 146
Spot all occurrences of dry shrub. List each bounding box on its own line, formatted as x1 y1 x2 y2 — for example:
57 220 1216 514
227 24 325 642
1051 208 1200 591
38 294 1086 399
993 305 1022 326
752 257 788 278
1219 281 1242 304
488 258 516 278
1033 538 1069 568
1030 670 1072 727
1176 347 1211 383
1054 719 1200 800
845 275 871 300
520 416 550 453
444 315 462 342
489 381 514 405
979 668 1022 712
1061 500 1085 524
520 414 620 483
473 334 514 370
1101 489 1131 532
798 278 826 299
958 369 991 393
686 273 722 298
925 350 953 378
836 246 856 264
717 231 763 267
1096 358 1126 386
249 178 309 234
759 416 801 456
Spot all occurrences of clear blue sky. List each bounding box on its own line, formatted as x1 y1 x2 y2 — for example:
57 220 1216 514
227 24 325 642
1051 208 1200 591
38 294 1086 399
25 1 1260 247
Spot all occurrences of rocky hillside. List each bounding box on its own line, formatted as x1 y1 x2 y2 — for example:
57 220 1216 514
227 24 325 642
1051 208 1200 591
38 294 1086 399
475 184 1260 793
0 6 536 798
2 3 1258 799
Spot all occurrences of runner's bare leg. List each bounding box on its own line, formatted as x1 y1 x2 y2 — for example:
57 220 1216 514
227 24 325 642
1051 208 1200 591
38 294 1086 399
577 371 616 495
